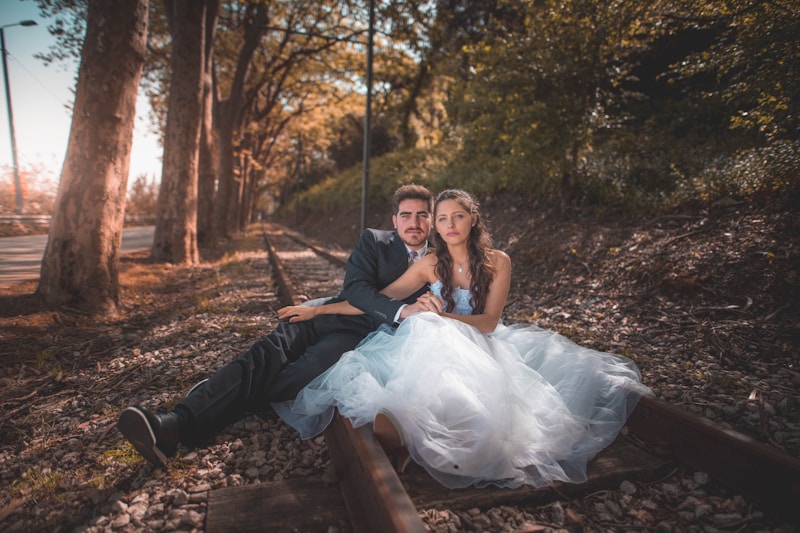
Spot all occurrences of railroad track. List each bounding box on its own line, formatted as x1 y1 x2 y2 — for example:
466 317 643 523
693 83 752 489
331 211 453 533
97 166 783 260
209 223 800 532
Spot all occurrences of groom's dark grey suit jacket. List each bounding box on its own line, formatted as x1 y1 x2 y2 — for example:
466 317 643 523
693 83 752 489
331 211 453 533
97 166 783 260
333 228 429 329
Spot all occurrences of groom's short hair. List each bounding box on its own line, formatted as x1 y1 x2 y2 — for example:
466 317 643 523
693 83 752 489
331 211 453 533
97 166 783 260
392 184 433 214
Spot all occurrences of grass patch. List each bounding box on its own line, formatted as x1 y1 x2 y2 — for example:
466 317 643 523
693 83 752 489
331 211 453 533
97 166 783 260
33 349 57 371
101 445 144 468
194 295 218 315
219 258 254 276
238 232 264 252
8 467 65 503
707 374 744 391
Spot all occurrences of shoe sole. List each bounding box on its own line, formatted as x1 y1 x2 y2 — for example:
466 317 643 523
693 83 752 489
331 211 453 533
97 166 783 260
118 407 168 466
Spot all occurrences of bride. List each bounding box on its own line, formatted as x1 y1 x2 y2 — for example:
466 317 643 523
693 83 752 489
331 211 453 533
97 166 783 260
274 189 652 489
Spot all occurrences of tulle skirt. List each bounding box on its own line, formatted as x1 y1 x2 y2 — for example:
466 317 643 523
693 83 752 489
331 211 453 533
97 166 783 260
273 312 652 489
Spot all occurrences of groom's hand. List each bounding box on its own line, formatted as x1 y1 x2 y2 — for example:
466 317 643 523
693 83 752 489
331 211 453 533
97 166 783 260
277 305 317 322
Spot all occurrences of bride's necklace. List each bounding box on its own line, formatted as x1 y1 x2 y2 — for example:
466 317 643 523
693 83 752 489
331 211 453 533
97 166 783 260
455 253 468 274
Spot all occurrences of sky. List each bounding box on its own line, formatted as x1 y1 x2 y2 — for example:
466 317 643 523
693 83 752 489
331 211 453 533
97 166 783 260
0 0 162 190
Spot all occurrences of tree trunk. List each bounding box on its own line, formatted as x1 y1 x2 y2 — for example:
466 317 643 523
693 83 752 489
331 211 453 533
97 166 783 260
213 113 236 238
560 140 581 208
213 3 267 238
233 150 246 231
37 0 148 315
197 0 220 248
151 0 206 264
242 155 259 229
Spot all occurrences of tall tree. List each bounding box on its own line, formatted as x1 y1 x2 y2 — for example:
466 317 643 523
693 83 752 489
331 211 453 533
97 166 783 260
151 0 208 263
37 0 149 315
197 0 220 247
212 1 268 238
213 0 372 235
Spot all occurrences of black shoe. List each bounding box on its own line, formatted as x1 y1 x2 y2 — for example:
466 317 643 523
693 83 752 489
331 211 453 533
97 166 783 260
118 406 180 466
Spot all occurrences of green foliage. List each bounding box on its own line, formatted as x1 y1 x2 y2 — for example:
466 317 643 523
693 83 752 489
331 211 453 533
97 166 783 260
285 143 456 215
690 141 800 199
443 0 646 196
434 0 800 208
673 0 800 141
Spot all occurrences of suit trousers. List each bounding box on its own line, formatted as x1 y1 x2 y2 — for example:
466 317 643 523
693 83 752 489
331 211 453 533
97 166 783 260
177 313 376 445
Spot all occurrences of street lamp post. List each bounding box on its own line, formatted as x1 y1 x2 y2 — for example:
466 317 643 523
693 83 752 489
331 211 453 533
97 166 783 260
360 0 375 234
1 19 37 215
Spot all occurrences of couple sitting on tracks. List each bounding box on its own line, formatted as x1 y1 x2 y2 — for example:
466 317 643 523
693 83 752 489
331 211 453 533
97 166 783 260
118 184 651 489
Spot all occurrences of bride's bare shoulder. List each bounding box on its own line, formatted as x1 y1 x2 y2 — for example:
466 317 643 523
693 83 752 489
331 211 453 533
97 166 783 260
489 249 511 270
489 248 510 262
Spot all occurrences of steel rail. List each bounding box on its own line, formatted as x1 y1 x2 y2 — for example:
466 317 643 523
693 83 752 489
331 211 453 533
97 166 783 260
627 395 800 524
278 225 349 268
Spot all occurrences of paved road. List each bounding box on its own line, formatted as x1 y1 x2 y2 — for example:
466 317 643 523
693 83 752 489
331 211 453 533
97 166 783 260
0 226 154 286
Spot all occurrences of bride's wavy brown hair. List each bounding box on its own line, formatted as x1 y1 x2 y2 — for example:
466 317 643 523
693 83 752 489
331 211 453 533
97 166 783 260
432 190 494 314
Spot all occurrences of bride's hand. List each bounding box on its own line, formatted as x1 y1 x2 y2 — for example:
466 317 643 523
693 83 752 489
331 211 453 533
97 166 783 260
277 305 317 322
415 292 444 314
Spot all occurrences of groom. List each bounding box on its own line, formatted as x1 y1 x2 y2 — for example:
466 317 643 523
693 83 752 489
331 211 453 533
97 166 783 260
118 184 434 466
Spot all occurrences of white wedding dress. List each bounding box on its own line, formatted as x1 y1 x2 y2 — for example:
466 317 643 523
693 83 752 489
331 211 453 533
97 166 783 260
273 280 652 489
